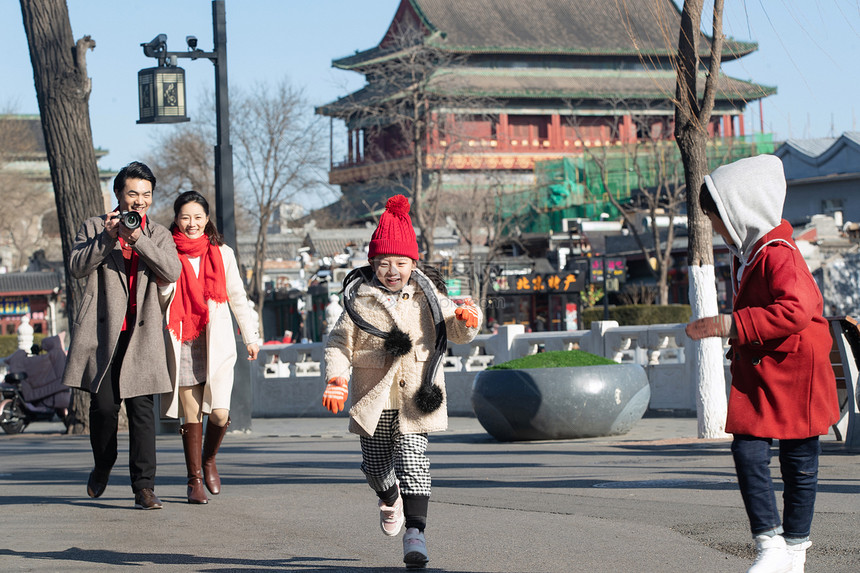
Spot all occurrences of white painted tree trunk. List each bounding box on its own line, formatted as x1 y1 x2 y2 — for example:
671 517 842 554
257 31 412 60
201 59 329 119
688 264 730 438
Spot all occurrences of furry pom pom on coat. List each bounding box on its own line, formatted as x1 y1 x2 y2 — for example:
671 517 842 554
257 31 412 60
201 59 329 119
325 270 481 438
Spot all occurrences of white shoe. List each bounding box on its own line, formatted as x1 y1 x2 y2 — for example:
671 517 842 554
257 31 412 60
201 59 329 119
378 484 404 537
403 527 429 568
748 534 792 573
786 540 812 573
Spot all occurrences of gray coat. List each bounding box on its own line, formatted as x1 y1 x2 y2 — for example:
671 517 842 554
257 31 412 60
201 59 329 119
62 215 181 398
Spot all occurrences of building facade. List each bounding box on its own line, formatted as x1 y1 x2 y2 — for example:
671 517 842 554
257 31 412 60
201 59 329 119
317 0 774 226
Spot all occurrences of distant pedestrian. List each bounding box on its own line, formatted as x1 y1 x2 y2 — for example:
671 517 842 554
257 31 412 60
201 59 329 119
322 195 481 568
160 191 261 504
62 161 181 510
686 155 840 573
325 293 343 335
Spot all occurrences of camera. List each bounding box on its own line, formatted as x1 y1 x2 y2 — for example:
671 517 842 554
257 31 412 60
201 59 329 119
116 210 142 230
186 35 198 50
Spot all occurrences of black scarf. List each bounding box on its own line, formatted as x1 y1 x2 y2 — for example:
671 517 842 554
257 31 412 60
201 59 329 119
342 266 446 413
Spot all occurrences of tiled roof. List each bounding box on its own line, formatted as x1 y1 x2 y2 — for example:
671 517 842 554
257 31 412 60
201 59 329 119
236 234 304 265
780 137 839 158
319 68 774 117
305 228 374 258
334 0 757 69
0 115 45 156
0 271 61 295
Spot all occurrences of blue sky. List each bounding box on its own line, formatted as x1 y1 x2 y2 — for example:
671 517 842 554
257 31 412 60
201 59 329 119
2 1 859 194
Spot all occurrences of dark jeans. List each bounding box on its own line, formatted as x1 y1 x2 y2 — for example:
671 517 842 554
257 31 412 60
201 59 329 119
89 330 157 493
731 434 820 539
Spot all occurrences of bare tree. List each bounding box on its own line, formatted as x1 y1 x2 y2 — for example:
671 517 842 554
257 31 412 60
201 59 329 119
20 0 106 434
673 0 728 438
441 177 524 310
142 121 215 225
231 79 328 335
562 106 685 305
0 113 59 271
325 26 493 261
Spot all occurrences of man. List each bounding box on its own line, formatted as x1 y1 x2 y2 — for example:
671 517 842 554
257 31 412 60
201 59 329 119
63 161 181 509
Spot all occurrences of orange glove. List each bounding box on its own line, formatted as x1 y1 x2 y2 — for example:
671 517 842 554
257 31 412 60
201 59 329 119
322 377 349 414
455 300 480 329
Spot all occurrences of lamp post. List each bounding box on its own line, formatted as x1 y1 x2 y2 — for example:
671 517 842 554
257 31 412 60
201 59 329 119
137 0 235 250
138 0 248 431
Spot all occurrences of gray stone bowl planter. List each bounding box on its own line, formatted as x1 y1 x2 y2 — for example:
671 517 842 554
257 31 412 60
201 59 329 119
471 363 650 441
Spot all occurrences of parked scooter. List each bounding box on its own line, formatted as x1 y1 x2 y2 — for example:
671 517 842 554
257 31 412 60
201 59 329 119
0 334 71 434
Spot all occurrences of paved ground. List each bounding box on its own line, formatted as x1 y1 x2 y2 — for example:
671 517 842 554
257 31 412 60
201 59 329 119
0 416 858 572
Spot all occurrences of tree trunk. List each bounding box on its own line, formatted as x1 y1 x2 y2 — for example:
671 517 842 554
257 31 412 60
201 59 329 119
20 0 107 435
674 0 728 439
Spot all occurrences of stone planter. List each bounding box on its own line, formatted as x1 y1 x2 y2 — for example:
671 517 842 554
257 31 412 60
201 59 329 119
471 363 650 441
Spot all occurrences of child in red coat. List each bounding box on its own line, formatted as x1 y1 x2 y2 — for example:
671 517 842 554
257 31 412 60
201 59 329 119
686 155 840 573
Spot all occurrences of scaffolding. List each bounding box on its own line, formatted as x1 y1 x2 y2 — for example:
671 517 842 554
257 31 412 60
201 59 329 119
503 134 776 233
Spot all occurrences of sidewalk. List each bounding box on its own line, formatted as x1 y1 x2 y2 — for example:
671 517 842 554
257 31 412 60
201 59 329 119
1 416 857 572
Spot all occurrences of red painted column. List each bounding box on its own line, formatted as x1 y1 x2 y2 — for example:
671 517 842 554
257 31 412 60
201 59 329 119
738 113 746 137
551 114 561 149
623 115 636 144
723 114 733 137
498 113 509 151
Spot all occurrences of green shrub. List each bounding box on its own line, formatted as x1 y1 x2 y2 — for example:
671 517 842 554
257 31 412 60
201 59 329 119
581 304 691 329
489 349 617 370
0 334 47 358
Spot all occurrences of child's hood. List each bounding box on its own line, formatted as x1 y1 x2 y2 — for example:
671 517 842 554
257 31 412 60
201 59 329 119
703 154 786 261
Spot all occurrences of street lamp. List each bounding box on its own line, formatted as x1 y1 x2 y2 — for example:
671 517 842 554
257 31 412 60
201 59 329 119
136 0 236 251
137 0 247 430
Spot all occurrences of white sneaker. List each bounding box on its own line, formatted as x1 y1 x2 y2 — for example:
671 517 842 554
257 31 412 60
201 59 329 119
786 540 812 573
378 485 404 537
403 527 429 568
748 534 792 573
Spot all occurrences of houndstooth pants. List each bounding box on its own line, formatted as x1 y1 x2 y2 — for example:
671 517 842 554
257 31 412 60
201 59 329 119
360 409 431 496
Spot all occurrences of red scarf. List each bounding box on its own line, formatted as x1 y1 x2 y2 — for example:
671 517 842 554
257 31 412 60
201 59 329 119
116 210 145 331
167 228 228 342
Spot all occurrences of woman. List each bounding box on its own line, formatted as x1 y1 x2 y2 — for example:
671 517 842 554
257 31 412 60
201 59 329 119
160 191 261 504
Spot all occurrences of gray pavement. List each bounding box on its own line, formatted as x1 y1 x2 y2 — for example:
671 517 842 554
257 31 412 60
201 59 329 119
0 416 858 572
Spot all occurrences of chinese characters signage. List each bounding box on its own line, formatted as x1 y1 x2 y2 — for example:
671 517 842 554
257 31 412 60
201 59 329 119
0 296 30 316
589 257 626 282
493 272 583 294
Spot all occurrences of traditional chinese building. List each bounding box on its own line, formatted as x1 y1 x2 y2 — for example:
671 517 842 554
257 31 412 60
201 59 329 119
317 0 774 226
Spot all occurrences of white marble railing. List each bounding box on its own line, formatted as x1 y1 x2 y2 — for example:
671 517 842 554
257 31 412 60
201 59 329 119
252 322 728 417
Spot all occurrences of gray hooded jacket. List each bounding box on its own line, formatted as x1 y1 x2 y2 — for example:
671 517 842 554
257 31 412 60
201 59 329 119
703 154 792 288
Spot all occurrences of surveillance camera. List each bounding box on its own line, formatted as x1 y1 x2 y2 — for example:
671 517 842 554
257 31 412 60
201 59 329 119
186 35 198 49
141 33 167 58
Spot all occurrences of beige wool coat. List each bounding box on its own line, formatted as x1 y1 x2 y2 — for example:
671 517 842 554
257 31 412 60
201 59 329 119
160 245 262 419
325 275 482 438
63 215 181 398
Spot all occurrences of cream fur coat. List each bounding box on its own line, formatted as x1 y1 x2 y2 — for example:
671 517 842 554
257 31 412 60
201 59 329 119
325 275 481 438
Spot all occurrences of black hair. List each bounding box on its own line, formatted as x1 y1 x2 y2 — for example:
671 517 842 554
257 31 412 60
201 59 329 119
699 182 719 216
171 190 224 246
114 161 156 195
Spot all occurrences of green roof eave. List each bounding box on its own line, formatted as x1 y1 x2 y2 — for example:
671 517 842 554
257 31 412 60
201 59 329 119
332 40 758 72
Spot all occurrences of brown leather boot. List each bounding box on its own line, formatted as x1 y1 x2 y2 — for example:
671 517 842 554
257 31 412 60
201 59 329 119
202 417 230 495
180 423 208 504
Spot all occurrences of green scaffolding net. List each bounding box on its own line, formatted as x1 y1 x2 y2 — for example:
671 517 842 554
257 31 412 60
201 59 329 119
498 134 775 233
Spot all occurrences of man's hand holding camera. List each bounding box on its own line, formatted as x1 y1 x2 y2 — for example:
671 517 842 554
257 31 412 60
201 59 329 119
105 209 143 245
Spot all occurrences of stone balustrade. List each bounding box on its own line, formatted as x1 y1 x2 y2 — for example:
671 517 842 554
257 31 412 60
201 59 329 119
253 322 731 418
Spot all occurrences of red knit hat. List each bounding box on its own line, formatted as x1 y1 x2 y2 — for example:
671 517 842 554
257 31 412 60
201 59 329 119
368 195 420 260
